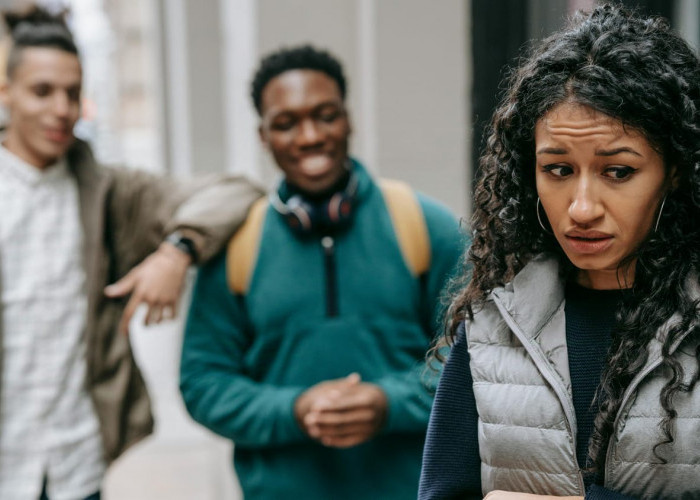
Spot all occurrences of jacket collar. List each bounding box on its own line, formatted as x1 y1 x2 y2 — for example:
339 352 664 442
66 138 107 190
64 140 113 314
491 254 566 341
492 255 700 344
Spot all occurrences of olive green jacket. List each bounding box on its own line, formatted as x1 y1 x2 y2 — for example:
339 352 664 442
0 139 262 463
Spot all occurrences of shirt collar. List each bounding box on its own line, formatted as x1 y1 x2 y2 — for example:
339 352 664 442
0 144 68 186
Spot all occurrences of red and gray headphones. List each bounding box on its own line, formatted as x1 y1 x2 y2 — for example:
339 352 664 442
269 169 359 235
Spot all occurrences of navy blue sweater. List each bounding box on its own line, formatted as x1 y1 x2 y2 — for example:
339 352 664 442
418 284 636 500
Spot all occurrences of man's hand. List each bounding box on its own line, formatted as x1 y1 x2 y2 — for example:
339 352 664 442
295 373 388 449
294 373 361 429
104 242 192 335
483 492 583 500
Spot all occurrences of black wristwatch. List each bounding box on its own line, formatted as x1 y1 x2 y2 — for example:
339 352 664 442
165 231 198 263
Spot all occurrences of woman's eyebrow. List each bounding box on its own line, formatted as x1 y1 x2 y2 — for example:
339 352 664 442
536 147 567 155
594 147 642 157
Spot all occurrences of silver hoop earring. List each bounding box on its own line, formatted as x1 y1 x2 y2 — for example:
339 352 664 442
654 196 667 233
536 197 553 235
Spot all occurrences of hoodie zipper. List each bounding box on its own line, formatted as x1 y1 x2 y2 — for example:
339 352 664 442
321 236 338 317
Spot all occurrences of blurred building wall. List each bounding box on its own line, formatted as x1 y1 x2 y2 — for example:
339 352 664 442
157 0 471 217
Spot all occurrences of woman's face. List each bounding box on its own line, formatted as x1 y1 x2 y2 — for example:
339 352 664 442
535 101 670 289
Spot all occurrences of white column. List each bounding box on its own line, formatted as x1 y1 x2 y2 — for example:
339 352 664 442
676 0 700 49
162 0 192 176
220 0 261 181
356 0 378 173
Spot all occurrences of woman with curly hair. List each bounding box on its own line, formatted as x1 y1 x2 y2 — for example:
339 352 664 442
419 4 700 500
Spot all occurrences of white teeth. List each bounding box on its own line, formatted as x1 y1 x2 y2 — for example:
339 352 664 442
299 155 329 174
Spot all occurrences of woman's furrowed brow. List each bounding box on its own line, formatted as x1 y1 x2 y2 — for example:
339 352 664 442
594 147 642 157
536 147 567 155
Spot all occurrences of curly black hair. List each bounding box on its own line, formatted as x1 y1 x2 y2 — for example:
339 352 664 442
250 44 346 115
2 4 77 78
446 3 700 477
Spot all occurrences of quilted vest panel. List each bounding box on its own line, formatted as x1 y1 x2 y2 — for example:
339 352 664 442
605 335 700 500
467 257 700 499
467 299 584 496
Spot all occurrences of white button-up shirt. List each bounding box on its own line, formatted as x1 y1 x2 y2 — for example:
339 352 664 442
0 146 105 500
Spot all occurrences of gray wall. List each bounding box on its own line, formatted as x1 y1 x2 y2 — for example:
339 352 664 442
158 0 471 217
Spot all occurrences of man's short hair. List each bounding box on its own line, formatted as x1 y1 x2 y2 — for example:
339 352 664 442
2 5 78 78
250 44 346 115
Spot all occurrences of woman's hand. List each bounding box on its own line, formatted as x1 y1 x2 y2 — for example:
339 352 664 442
483 491 583 500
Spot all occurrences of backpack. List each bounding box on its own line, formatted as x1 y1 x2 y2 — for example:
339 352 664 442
226 179 430 295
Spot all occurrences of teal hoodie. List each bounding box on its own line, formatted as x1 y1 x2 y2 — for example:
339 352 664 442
180 161 465 499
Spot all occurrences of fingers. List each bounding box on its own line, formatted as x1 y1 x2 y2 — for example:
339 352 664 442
104 269 137 298
109 245 190 334
119 293 178 335
307 418 379 448
296 374 377 441
167 302 178 319
318 433 371 449
119 294 140 336
307 419 378 446
303 405 383 448
310 385 381 412
146 304 163 326
306 421 373 440
305 407 376 429
146 299 181 326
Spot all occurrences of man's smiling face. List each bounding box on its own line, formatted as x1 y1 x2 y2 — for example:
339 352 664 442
258 69 351 195
1 47 82 169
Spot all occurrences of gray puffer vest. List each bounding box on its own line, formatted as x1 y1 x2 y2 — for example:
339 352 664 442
467 255 700 500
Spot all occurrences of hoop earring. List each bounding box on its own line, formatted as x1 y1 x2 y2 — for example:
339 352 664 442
654 196 667 233
536 197 553 235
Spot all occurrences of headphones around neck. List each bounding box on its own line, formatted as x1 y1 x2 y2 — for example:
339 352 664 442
269 170 359 235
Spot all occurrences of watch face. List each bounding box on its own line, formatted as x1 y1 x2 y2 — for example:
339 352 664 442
167 232 197 261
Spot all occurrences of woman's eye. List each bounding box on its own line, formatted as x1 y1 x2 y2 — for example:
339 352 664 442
542 164 574 177
603 166 637 180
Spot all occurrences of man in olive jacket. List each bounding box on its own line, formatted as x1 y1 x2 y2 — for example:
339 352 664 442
0 6 261 500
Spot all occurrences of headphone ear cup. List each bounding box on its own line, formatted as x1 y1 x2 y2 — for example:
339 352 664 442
286 197 314 233
326 192 342 223
271 171 358 234
326 191 354 225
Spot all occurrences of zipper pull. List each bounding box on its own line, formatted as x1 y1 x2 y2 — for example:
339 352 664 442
321 235 334 253
321 236 338 317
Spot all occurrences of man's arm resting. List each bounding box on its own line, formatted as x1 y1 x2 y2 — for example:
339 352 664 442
104 169 263 333
164 176 264 263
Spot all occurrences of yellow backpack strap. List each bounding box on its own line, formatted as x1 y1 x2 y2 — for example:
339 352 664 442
379 179 431 277
226 196 268 294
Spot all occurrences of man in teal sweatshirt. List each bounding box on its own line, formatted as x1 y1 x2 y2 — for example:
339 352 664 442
180 45 465 499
